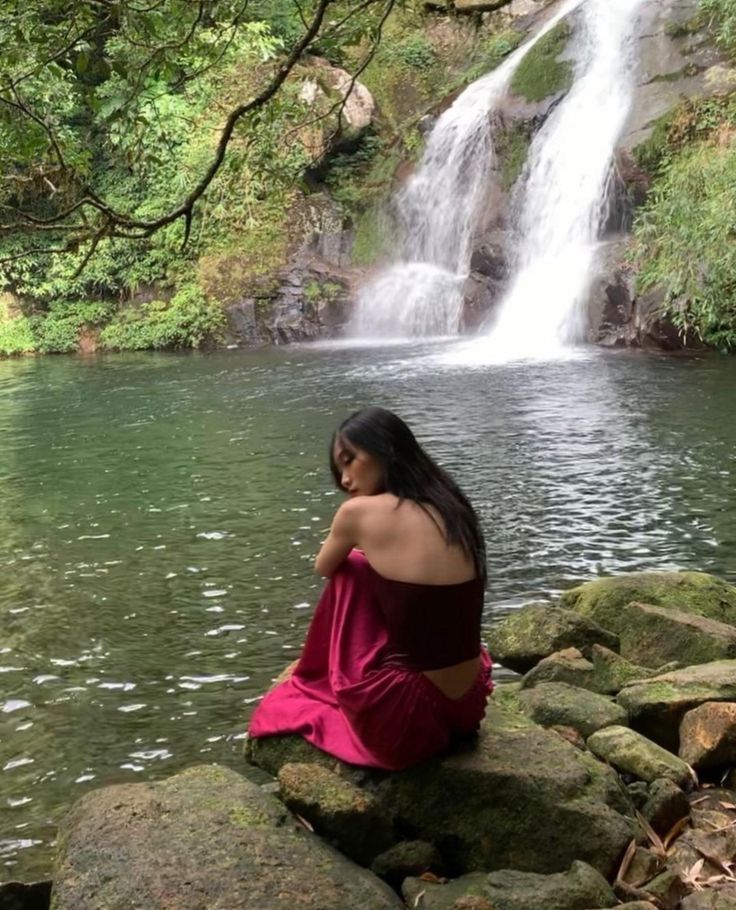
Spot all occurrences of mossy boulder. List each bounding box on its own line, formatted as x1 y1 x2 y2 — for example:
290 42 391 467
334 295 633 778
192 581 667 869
617 660 736 752
586 726 692 786
590 645 677 695
246 702 636 877
521 648 596 690
619 603 736 669
679 702 736 770
641 778 690 836
518 682 628 738
51 764 402 910
277 762 395 864
492 604 619 674
403 860 616 910
560 572 736 637
245 732 337 778
370 840 441 888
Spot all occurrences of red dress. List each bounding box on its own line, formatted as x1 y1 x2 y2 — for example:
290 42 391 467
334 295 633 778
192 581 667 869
248 550 493 771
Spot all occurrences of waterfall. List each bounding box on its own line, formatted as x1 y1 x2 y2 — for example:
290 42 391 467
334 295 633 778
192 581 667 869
348 0 585 340
484 0 644 359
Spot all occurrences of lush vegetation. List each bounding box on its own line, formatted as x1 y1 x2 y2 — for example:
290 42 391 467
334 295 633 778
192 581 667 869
0 0 395 353
0 0 524 356
632 53 736 350
701 0 736 53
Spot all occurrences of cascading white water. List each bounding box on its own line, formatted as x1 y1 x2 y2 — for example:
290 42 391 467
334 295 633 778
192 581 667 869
484 0 644 359
349 0 584 340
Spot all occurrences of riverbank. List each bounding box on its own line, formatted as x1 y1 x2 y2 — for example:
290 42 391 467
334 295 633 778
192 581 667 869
9 568 736 909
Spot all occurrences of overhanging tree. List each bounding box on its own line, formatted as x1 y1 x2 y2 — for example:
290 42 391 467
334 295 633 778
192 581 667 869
0 0 396 272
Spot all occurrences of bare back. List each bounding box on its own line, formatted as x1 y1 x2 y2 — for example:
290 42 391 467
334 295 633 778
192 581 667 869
354 494 476 586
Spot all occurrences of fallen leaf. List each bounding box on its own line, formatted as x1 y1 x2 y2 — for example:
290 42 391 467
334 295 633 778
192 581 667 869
419 872 446 884
616 838 638 882
294 813 314 832
636 810 666 857
663 815 690 850
719 801 736 810
694 846 735 877
413 890 426 908
680 859 705 891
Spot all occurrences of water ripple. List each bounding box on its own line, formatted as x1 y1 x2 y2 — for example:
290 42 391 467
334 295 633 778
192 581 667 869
1 344 736 879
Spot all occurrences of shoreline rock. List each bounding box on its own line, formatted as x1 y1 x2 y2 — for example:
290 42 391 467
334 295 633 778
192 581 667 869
24 567 736 910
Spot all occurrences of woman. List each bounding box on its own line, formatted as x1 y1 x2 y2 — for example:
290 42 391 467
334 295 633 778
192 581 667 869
248 407 493 770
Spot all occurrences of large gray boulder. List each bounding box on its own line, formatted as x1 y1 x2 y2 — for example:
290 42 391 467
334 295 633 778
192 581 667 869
50 764 402 910
679 702 736 770
247 702 637 877
617 660 736 751
518 682 628 737
492 603 619 673
277 761 395 864
586 726 692 786
521 648 596 690
619 603 736 668
619 0 735 155
560 572 736 638
402 860 616 910
590 644 677 695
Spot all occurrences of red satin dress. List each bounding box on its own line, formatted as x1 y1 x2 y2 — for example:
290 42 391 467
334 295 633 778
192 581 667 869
248 550 493 770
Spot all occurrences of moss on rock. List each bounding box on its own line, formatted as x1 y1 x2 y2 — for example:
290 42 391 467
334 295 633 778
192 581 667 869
51 764 403 910
510 21 573 103
620 602 736 668
495 120 533 189
492 603 619 674
560 572 736 638
617 660 736 752
518 682 629 738
586 725 692 786
278 762 395 865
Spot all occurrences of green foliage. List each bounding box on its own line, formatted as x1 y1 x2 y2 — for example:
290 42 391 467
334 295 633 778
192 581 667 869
700 0 736 55
322 134 384 210
99 286 225 351
635 95 736 176
0 306 36 356
665 14 705 38
510 21 572 103
33 301 112 353
463 29 522 85
391 34 437 71
633 133 736 351
303 279 342 303
351 208 397 266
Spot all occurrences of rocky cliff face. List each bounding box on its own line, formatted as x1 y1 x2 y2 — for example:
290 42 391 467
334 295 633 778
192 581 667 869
589 0 736 349
457 0 735 350
241 0 735 351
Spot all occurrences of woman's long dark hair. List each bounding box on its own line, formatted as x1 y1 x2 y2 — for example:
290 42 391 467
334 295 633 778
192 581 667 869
330 407 487 585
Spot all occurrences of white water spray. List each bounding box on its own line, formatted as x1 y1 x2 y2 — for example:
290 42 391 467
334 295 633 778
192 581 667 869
484 0 644 359
349 0 584 340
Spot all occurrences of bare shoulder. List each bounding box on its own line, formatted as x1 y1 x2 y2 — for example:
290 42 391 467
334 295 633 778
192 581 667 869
334 493 398 524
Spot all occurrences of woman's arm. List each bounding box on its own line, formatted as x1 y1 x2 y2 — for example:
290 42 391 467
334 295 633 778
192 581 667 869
314 499 362 577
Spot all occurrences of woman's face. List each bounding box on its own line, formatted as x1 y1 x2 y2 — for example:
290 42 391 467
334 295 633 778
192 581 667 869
332 436 384 497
